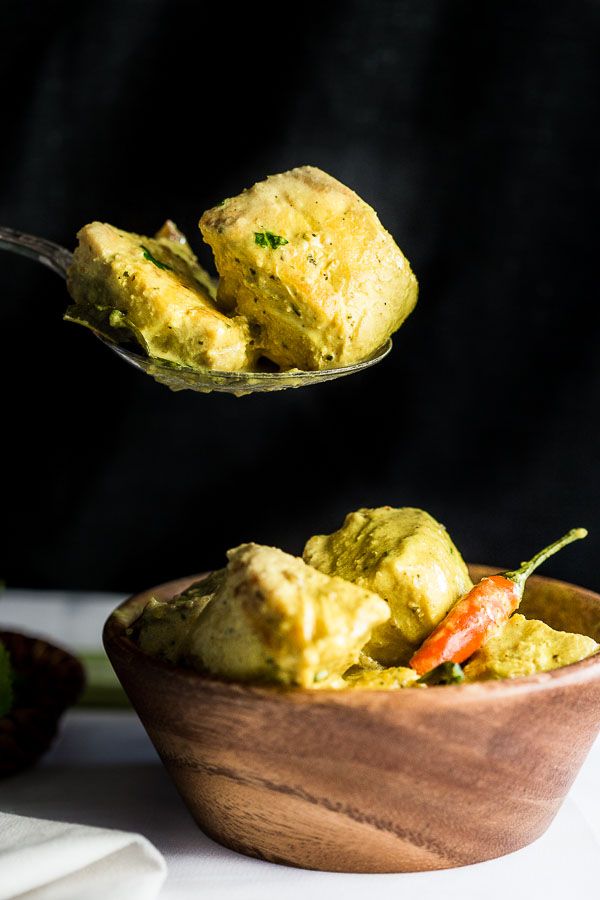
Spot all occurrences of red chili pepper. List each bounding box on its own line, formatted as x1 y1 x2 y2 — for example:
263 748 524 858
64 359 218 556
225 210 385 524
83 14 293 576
409 528 588 676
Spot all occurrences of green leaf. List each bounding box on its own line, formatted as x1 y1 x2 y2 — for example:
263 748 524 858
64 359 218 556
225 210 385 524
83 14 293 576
254 231 289 249
417 661 465 685
140 244 173 271
0 642 14 717
109 309 127 328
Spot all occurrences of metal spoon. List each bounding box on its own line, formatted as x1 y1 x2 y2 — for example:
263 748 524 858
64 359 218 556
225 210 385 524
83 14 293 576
0 226 392 395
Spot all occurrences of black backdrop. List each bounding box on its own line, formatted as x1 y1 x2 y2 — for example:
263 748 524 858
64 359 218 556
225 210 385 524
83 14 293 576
1 0 599 592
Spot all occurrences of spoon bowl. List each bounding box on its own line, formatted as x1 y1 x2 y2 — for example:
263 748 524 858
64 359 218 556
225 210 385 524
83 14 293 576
106 336 392 394
0 226 392 394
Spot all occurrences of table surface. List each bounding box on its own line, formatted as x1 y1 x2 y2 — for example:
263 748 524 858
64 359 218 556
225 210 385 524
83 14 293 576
1 590 599 899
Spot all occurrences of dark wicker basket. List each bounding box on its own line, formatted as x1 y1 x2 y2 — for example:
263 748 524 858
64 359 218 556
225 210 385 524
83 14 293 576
0 631 85 777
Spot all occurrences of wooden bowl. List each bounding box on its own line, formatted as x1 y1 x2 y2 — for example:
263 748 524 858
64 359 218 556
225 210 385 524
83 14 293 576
0 631 85 777
103 567 600 873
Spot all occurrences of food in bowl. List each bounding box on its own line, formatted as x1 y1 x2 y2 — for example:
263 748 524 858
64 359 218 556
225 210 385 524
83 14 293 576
462 613 598 680
65 166 418 372
131 507 598 687
136 544 389 687
303 506 473 664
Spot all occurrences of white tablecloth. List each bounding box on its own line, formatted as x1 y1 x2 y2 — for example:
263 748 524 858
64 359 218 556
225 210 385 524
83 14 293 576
1 590 599 899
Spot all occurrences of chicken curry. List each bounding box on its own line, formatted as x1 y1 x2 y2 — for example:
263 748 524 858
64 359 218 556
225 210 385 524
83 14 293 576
131 507 598 689
66 167 418 373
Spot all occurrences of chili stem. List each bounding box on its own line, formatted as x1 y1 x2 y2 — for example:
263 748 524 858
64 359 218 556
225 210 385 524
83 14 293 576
504 527 588 593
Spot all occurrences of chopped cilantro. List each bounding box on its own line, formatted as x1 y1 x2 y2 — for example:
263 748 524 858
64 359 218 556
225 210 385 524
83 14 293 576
141 245 173 271
109 309 127 328
254 231 289 249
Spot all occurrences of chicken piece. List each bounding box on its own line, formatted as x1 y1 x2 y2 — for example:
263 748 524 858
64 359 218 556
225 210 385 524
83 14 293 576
188 543 390 687
200 166 418 370
66 221 252 371
463 614 599 680
132 570 225 664
304 507 473 665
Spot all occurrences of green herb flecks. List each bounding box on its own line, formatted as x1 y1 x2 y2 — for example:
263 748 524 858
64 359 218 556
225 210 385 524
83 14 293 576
254 231 289 250
0 641 14 718
417 661 465 686
313 670 328 683
109 309 127 328
141 245 173 271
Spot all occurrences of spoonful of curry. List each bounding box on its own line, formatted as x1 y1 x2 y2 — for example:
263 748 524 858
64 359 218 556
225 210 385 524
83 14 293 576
0 166 417 395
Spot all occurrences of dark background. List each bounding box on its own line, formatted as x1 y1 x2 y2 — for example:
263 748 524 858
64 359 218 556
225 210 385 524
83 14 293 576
1 0 598 593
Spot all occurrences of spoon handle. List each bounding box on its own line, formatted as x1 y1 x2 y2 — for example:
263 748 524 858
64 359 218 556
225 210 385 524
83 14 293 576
0 226 72 279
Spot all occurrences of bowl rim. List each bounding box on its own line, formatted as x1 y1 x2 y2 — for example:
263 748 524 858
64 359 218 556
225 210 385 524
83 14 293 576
103 567 600 703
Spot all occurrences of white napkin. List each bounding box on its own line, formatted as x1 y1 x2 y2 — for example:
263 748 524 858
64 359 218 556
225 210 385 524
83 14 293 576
0 812 166 900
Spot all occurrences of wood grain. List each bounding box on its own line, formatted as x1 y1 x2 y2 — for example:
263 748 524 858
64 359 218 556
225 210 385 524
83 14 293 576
0 631 85 776
103 567 600 873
